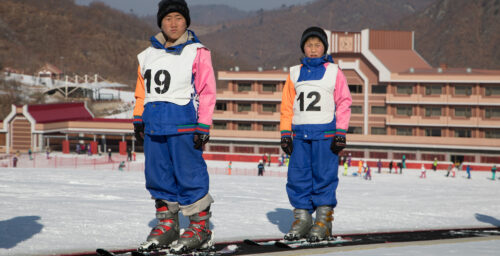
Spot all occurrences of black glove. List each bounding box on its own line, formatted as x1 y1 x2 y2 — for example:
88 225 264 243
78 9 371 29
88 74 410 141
331 136 346 154
134 123 144 144
280 137 293 155
193 133 210 149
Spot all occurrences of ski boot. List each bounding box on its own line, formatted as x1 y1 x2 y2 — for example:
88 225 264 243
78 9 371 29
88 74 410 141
307 206 334 242
139 200 179 251
284 209 312 241
170 208 213 253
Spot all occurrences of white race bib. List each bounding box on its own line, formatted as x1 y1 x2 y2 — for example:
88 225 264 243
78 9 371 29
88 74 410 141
290 64 338 125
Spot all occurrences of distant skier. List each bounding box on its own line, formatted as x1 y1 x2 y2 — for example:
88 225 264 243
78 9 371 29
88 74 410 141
280 26 352 242
491 165 497 180
389 160 393 174
28 148 33 160
343 161 348 176
107 148 112 162
132 0 216 252
118 161 126 171
432 157 438 171
358 160 363 176
258 160 265 176
420 164 426 179
377 159 382 173
466 165 471 179
364 166 372 180
347 153 352 167
445 163 453 177
12 155 18 167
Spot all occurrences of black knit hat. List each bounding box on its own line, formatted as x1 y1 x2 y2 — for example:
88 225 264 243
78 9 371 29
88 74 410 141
300 26 328 54
157 0 191 28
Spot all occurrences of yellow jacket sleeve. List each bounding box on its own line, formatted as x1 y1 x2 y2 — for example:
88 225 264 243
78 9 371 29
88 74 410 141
132 65 145 123
279 74 296 137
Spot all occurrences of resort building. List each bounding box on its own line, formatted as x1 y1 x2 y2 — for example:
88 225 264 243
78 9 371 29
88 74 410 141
211 29 500 164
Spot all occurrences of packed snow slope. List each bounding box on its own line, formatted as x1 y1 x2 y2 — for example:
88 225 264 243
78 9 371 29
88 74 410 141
1 159 499 255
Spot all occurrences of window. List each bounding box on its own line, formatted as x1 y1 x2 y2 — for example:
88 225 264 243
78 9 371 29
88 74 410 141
425 107 442 117
371 106 386 114
455 129 471 138
237 83 252 92
396 84 413 95
212 122 227 130
215 102 227 111
485 129 500 138
262 83 277 92
424 84 442 95
425 128 441 137
371 127 386 135
396 106 412 116
396 127 413 136
349 85 362 94
259 147 280 154
262 104 277 112
485 108 500 118
370 151 388 159
455 107 471 117
237 103 251 112
351 105 362 114
237 123 252 130
210 145 230 152
371 84 387 94
234 146 254 153
348 126 362 134
455 85 472 96
262 123 277 131
485 86 500 96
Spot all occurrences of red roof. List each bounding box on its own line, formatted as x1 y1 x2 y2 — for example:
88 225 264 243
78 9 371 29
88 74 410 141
28 103 93 123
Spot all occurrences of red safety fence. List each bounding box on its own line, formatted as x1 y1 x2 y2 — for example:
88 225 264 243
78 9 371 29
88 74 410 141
0 153 287 177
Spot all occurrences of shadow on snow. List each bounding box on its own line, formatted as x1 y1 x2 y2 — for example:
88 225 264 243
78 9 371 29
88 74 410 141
267 208 293 234
475 213 500 227
0 216 43 249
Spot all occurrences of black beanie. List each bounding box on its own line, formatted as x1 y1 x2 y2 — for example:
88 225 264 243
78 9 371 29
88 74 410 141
300 27 328 54
157 0 191 28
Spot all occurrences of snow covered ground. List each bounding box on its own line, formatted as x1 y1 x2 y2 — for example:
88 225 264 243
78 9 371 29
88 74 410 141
1 157 499 256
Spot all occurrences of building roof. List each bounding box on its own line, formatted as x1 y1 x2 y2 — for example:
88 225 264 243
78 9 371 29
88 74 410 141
27 102 93 123
370 49 431 73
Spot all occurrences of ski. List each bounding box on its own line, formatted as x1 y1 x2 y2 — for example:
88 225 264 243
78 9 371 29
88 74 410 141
97 244 238 256
94 227 500 256
244 237 353 249
274 237 353 249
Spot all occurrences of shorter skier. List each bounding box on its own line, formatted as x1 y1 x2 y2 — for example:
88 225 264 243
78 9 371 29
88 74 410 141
279 26 352 242
343 161 348 176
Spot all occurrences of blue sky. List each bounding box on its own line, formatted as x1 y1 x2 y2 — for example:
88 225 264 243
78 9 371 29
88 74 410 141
75 0 315 16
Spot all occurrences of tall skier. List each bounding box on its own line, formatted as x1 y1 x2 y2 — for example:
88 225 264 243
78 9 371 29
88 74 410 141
132 0 216 252
280 27 352 242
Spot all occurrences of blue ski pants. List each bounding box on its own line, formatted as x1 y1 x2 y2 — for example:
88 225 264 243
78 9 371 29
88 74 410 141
287 138 339 212
144 133 209 206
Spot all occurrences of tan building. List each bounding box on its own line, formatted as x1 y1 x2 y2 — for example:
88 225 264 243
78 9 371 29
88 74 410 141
212 29 500 164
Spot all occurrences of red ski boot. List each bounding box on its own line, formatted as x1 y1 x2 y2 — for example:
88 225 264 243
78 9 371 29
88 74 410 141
139 200 179 251
170 208 213 253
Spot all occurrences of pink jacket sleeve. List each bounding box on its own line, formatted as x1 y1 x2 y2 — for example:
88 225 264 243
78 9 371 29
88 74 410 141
192 48 216 134
333 69 352 136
